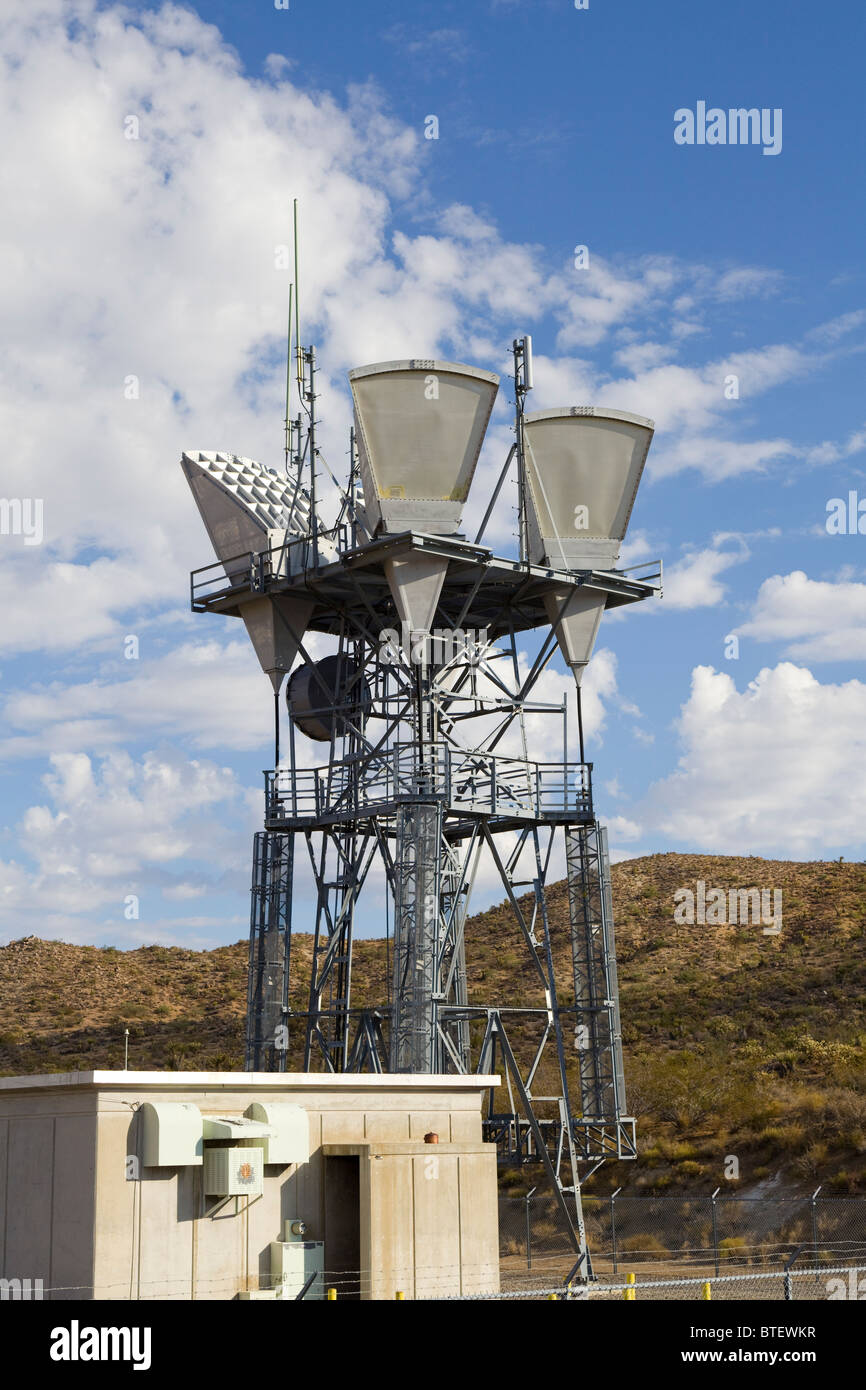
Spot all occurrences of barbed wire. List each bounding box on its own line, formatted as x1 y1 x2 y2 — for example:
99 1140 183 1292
6 1261 864 1301
422 1264 866 1301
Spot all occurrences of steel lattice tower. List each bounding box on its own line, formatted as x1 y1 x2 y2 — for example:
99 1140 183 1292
184 343 660 1280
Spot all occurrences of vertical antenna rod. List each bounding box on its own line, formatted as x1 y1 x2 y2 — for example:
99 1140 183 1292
305 346 319 568
513 334 533 565
284 282 293 473
348 424 358 548
293 199 302 391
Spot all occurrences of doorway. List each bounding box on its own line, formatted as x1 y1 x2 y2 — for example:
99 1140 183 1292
324 1156 361 1299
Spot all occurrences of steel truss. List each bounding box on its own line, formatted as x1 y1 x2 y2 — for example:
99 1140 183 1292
233 548 652 1276
246 830 293 1071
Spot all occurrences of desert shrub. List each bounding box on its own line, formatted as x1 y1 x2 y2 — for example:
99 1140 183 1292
620 1233 670 1259
828 1170 856 1193
757 1124 807 1155
793 1141 829 1178
677 1160 706 1178
719 1236 747 1261
656 1139 698 1162
823 1091 866 1129
708 1016 737 1038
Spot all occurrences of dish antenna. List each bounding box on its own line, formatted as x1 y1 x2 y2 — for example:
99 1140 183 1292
181 450 324 693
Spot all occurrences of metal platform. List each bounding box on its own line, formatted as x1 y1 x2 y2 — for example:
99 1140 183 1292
191 528 659 641
263 743 593 832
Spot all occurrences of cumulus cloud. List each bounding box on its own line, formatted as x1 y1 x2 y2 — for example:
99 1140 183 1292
0 746 260 945
1 1 864 942
661 535 750 609
0 0 858 669
649 663 866 855
0 639 274 758
737 570 866 661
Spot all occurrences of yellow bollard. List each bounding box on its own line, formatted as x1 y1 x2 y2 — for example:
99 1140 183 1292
327 1287 337 1301
395 1291 405 1300
624 1272 636 1301
702 1281 712 1300
547 1293 558 1300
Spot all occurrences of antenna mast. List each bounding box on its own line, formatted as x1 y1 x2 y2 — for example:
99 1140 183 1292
284 282 293 473
513 334 533 564
303 345 319 568
293 199 302 392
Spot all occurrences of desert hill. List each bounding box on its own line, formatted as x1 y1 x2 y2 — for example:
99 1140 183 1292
1 852 864 1195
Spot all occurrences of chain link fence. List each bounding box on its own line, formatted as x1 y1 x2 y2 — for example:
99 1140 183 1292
499 1192 866 1285
429 1264 866 1301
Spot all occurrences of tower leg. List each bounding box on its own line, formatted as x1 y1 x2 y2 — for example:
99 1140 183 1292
390 803 443 1071
246 830 293 1071
565 821 633 1158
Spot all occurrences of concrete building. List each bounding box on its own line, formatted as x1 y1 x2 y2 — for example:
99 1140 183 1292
0 1071 500 1301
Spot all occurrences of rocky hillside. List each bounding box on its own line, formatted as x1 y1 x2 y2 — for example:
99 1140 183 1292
1 853 864 1195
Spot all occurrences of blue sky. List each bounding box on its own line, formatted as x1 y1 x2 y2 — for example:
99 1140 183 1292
0 0 864 948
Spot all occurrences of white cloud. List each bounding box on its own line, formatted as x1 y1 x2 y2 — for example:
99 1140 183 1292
649 663 866 855
804 424 866 467
805 310 866 345
2 0 865 940
382 24 470 66
606 813 643 841
737 570 866 661
661 535 750 609
0 746 260 944
713 267 783 301
0 0 857 679
0 638 275 757
613 340 677 374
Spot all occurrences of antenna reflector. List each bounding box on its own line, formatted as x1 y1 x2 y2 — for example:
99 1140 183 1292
348 359 499 536
523 406 653 571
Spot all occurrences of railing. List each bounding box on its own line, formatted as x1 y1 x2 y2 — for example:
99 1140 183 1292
265 743 592 824
191 536 664 611
190 526 349 609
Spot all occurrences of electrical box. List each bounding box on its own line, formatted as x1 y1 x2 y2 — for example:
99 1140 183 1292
202 1115 274 1142
269 1239 324 1300
203 1145 264 1197
140 1102 202 1167
244 1102 309 1166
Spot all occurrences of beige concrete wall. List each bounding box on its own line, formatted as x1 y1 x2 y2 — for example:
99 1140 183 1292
0 1072 500 1302
324 1141 500 1300
0 1090 98 1301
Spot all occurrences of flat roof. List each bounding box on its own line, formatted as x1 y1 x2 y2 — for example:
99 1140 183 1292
0 1070 500 1093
